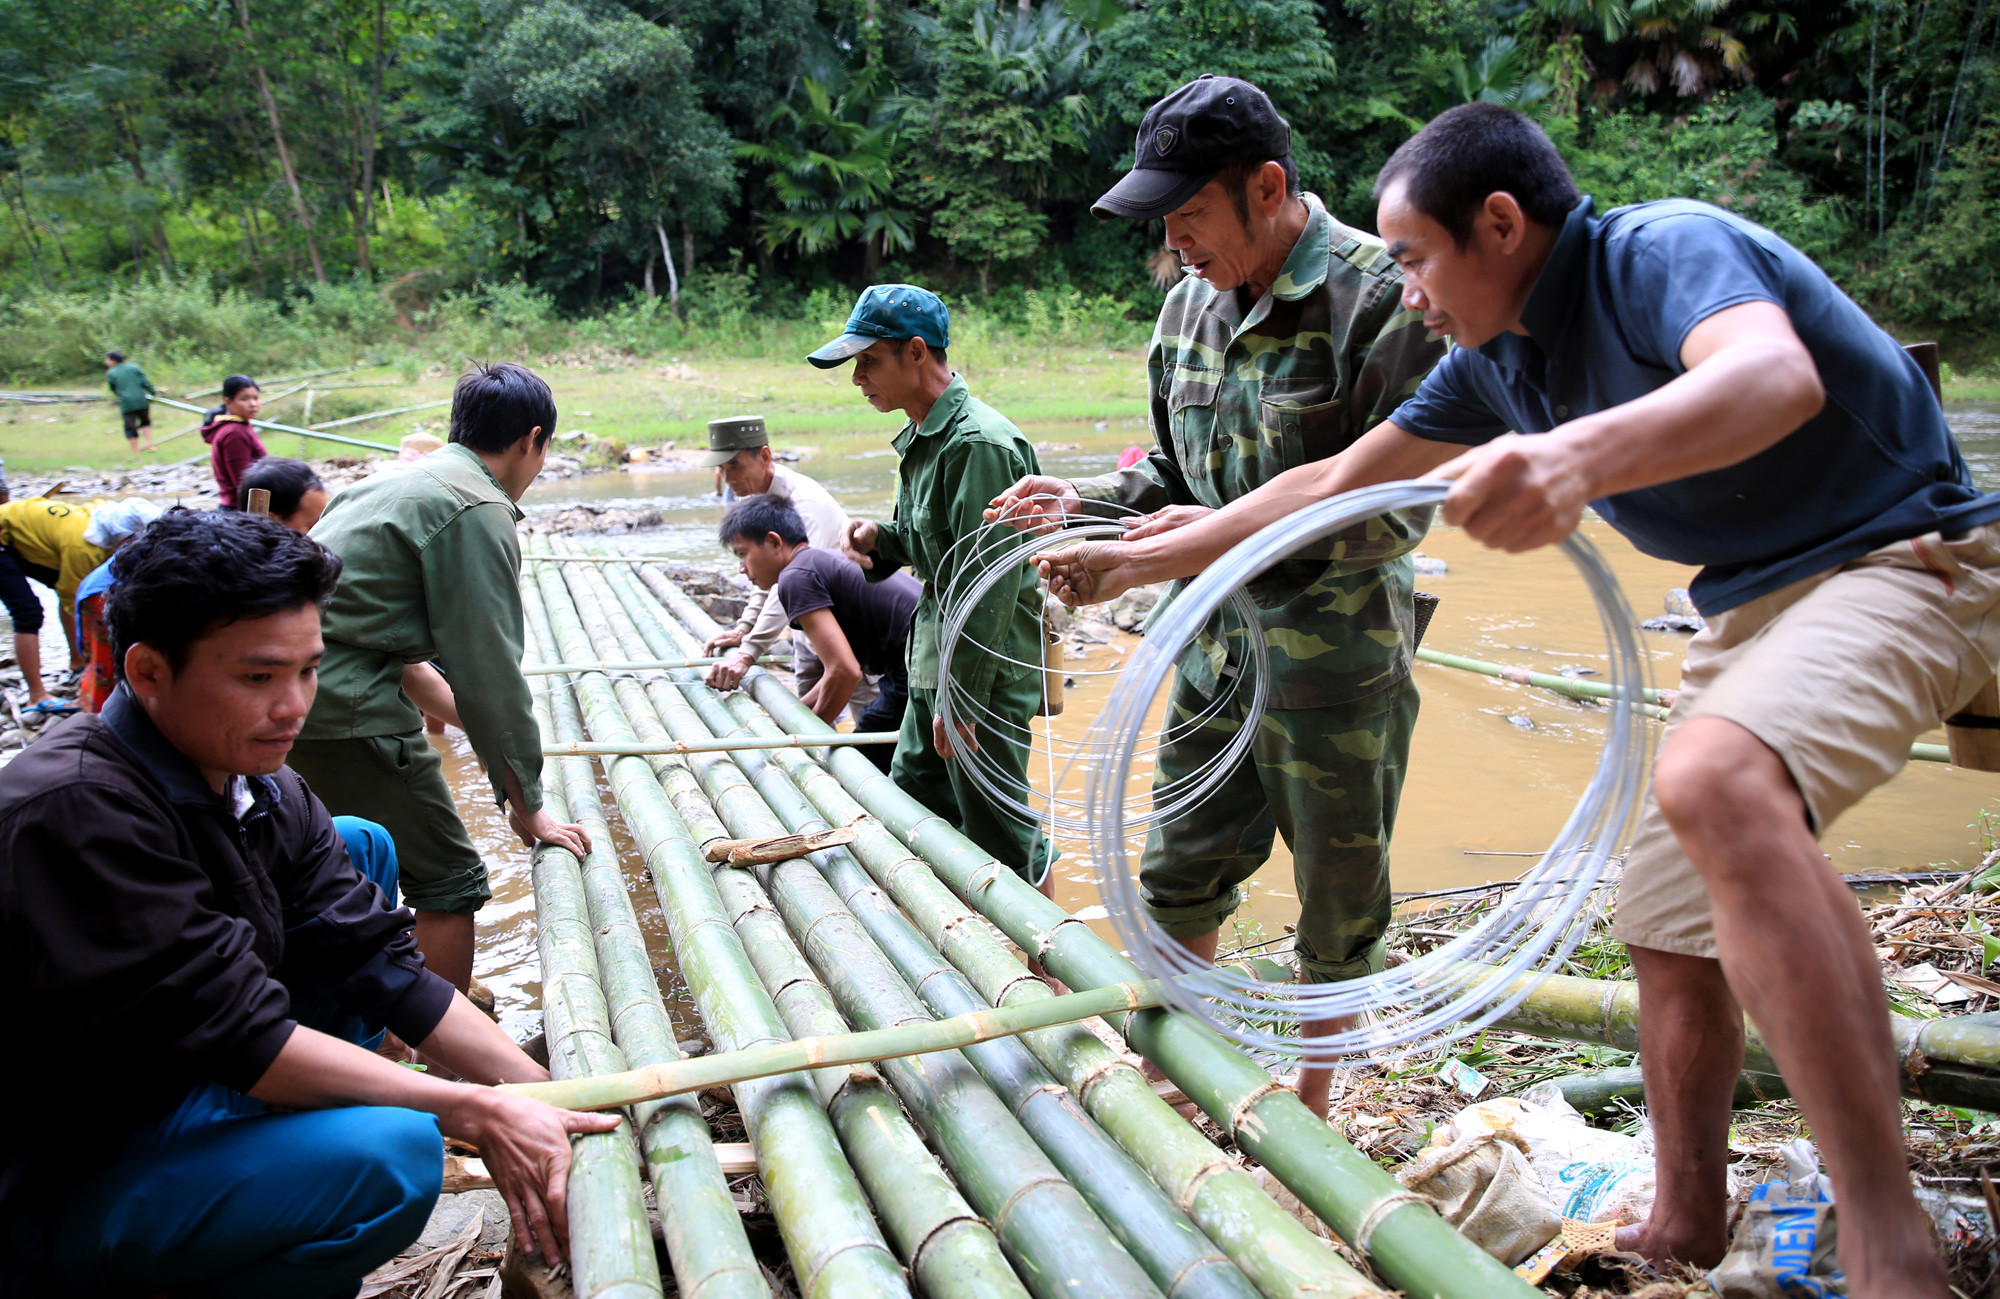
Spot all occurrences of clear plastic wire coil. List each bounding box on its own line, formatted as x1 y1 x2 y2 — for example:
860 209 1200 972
1085 480 1655 1063
934 496 1271 835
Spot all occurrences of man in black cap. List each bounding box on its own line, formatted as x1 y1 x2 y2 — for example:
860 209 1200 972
696 415 867 710
988 74 1445 1114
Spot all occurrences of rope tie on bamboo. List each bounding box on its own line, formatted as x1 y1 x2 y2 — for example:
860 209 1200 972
1173 1155 1237 1215
1072 1054 1144 1107
1349 1191 1430 1255
1226 1080 1288 1138
1088 480 1653 1064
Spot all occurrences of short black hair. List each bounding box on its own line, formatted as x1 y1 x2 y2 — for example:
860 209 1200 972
107 508 342 676
1374 103 1581 248
718 495 808 548
450 362 556 453
1216 156 1301 227
237 457 324 520
222 374 259 400
105 350 126 363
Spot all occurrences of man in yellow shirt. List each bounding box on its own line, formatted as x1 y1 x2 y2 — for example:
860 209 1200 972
0 497 158 717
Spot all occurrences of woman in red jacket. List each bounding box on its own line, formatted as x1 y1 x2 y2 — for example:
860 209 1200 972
200 375 267 508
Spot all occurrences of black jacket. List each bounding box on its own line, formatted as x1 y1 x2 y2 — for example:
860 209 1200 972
0 686 453 1224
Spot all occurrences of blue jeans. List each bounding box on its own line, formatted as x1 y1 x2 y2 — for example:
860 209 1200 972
22 818 444 1299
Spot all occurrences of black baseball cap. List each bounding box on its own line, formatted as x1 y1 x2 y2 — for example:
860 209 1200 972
1092 75 1293 220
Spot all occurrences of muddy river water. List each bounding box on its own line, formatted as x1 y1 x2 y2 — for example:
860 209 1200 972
459 404 2000 1032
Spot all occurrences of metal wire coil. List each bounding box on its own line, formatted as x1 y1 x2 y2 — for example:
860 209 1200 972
1084 480 1655 1062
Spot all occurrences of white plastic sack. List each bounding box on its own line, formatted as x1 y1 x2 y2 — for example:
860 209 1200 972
1448 1088 1657 1225
1397 1129 1562 1265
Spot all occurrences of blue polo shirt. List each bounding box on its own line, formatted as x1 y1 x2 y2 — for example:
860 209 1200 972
1390 196 2000 614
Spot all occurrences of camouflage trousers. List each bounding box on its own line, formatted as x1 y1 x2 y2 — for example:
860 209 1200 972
1141 672 1419 982
892 676 1054 887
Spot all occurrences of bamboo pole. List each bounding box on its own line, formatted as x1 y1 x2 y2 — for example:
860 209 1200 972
596 557 1372 1299
525 769 663 1299
150 395 401 454
585 556 1329 1299
1548 1066 1791 1116
526 616 765 1299
522 563 913 1299
548 547 1174 1299
181 360 376 398
634 559 1543 1299
535 553 1037 1299
308 397 450 430
542 734 896 757
509 981 1167 1111
520 657 774 675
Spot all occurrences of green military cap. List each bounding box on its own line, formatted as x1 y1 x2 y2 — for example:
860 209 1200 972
701 415 769 467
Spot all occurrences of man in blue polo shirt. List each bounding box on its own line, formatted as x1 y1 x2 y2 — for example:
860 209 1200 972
1020 104 1992 1294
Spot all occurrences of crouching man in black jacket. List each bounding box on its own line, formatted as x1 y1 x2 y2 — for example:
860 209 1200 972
0 509 618 1299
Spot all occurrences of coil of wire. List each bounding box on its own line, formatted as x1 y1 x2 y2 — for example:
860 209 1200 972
1082 480 1655 1062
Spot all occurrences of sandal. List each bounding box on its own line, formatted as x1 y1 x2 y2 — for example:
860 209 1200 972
21 698 79 718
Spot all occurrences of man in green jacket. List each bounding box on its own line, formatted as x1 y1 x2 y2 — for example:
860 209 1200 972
814 285 1054 891
290 362 588 992
105 350 158 454
990 76 1445 1113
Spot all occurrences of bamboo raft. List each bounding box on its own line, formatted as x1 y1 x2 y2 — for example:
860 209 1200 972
517 536 1541 1299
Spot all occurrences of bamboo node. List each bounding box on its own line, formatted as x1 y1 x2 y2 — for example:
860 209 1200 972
1073 1054 1146 1106
1227 1079 1288 1137
1349 1190 1429 1254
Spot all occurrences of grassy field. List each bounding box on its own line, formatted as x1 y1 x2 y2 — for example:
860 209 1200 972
0 345 1156 477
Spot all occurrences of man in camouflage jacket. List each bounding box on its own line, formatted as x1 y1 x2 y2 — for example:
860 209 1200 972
992 76 1443 1113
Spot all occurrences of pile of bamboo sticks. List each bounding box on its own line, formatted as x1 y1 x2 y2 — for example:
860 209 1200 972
520 535 1541 1299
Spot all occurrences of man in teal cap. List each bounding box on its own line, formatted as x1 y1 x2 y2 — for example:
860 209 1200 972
811 285 1055 892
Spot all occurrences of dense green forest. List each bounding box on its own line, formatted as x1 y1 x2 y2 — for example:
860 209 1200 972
0 0 1996 380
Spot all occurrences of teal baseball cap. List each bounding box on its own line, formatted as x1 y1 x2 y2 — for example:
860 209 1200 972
806 284 951 369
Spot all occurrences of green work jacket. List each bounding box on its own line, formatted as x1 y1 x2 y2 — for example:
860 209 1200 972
1074 194 1446 710
301 444 541 810
105 362 156 413
864 375 1044 695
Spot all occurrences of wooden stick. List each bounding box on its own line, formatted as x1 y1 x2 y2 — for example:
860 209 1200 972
503 981 1163 1112
704 827 856 866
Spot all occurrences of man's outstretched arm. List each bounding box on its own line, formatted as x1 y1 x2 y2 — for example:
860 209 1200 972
1038 420 1460 605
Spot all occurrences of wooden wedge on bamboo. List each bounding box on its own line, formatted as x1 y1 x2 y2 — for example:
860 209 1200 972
504 980 1162 1112
702 827 854 866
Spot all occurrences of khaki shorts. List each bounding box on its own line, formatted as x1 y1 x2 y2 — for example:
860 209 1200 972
1615 525 2000 959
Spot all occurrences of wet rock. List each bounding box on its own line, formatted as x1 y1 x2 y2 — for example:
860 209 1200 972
1505 714 1534 731
1108 586 1160 632
527 504 666 536
1411 552 1448 577
1643 588 1706 633
677 1037 710 1058
1664 588 1699 618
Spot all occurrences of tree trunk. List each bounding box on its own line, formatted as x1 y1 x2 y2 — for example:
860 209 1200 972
682 219 694 287
238 0 327 283
240 206 268 293
643 247 657 299
656 220 681 319
354 0 385 279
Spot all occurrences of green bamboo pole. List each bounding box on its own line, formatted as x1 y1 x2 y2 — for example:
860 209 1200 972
635 560 1540 1299
1549 1066 1791 1115
550 548 1171 1299
521 657 775 675
533 548 1025 1298
1234 954 2000 1113
537 561 1034 1299
543 734 896 757
510 981 1165 1111
150 394 401 453
1415 648 1952 763
589 556 1352 1299
525 616 765 1299
525 778 663 1299
706 864 1031 1299
524 553 913 1299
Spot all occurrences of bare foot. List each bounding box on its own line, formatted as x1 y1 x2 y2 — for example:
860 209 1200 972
1614 1218 1729 1272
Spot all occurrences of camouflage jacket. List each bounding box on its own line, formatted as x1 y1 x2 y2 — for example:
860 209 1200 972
865 375 1045 695
1074 194 1446 710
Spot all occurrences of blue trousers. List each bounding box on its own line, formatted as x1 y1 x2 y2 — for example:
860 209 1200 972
27 817 444 1299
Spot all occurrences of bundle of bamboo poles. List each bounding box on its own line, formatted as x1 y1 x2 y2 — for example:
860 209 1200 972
518 538 1543 1299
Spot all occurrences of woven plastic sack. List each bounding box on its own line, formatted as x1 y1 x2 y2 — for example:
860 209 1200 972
1708 1141 1845 1298
1451 1090 1658 1226
1398 1129 1562 1265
